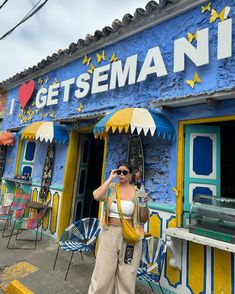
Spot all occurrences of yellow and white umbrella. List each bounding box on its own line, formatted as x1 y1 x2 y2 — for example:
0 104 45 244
93 108 175 140
20 121 69 144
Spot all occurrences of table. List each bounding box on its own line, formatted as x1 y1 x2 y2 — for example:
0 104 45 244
26 201 49 210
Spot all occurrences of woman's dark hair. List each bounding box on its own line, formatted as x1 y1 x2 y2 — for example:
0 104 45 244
117 162 133 173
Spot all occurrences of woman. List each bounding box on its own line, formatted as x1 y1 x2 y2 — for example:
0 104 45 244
88 162 149 294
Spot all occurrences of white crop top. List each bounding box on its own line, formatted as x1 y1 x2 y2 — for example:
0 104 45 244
109 200 134 219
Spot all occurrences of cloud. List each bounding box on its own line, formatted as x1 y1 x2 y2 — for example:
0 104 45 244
0 0 151 82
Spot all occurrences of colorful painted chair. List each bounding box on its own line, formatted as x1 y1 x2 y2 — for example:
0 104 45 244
137 236 167 293
0 192 14 231
1 192 30 237
6 200 50 249
53 217 101 280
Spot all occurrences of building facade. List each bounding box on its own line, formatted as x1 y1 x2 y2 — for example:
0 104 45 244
0 0 235 292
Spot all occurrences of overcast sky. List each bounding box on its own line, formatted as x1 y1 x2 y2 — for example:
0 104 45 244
0 0 154 82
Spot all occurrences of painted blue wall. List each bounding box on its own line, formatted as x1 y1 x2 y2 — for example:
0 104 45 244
3 139 68 189
33 142 68 187
2 0 235 131
3 138 19 178
105 133 174 205
2 0 235 204
32 141 47 183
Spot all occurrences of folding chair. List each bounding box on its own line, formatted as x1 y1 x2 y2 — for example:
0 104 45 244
7 201 50 249
53 217 100 280
2 192 30 237
137 236 167 293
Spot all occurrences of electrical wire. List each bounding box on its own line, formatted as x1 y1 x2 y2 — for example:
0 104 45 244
0 0 9 10
0 0 49 41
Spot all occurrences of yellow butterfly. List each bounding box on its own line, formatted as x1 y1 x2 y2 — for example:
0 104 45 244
201 2 211 13
110 53 118 63
77 103 84 112
185 72 202 88
39 113 44 118
38 77 43 85
35 109 39 113
44 76 49 84
187 29 199 43
45 112 49 117
210 6 230 23
31 101 35 107
88 64 96 74
52 79 59 85
50 110 56 117
96 50 105 63
82 54 91 66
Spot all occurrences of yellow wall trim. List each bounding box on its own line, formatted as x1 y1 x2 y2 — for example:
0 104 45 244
57 130 79 240
78 127 93 134
98 136 108 221
14 140 22 176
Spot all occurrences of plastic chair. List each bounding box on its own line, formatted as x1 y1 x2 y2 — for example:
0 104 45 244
6 201 50 249
1 193 30 237
53 217 100 280
137 236 167 293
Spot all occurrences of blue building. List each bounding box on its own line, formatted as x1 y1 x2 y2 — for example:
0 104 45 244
0 0 235 292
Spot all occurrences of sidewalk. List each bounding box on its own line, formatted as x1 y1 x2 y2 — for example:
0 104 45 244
0 229 154 294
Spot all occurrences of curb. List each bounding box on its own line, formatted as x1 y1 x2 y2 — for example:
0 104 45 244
5 280 34 294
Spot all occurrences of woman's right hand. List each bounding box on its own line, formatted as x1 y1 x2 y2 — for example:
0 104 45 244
109 169 118 181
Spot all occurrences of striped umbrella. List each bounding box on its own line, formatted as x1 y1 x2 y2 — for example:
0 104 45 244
93 108 175 140
21 121 69 144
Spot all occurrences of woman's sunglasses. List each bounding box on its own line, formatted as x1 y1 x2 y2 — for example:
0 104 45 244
116 170 130 176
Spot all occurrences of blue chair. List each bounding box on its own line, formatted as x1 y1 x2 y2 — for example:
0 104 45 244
53 217 100 280
137 236 167 293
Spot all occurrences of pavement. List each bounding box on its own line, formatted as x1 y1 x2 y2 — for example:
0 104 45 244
0 227 156 294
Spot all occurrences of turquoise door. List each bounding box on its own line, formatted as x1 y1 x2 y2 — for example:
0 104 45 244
184 125 221 213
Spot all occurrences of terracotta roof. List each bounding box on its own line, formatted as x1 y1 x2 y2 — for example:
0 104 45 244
0 0 189 89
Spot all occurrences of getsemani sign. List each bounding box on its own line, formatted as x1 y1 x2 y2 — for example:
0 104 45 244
16 18 233 111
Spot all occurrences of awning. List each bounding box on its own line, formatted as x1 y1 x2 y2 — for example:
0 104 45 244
21 122 69 144
0 131 14 146
93 108 175 141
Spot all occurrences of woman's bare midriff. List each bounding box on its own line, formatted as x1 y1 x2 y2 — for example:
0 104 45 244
108 217 133 226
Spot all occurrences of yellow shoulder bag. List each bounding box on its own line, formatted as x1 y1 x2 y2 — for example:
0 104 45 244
116 184 140 245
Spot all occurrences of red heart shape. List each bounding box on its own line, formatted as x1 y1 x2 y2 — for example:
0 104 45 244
18 80 35 109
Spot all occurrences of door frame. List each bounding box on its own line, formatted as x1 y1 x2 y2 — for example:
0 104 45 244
176 115 235 227
70 129 107 224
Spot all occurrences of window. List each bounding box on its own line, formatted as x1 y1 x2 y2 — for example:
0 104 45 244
19 140 36 178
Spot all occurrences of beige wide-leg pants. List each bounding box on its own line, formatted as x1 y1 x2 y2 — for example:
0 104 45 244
88 225 142 294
